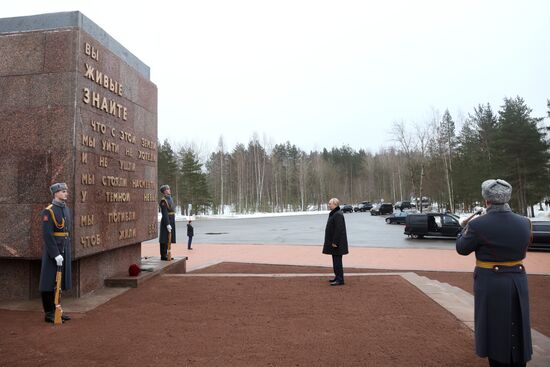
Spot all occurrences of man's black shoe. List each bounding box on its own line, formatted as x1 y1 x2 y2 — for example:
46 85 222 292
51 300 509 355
61 314 71 321
330 281 345 286
328 278 336 283
160 257 168 261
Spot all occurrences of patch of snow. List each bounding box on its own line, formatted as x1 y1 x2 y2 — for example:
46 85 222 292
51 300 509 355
196 210 329 220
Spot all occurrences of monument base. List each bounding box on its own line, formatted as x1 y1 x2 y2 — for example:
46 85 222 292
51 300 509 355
104 256 188 288
0 243 141 302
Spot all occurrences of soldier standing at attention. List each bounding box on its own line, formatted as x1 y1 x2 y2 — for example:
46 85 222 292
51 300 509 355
456 179 532 367
39 183 72 323
159 184 176 260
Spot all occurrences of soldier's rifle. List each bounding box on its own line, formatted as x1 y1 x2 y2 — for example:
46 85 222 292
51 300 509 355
167 230 172 261
54 265 63 325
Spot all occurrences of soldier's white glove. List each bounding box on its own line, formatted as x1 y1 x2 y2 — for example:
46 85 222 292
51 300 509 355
55 255 63 267
167 225 172 232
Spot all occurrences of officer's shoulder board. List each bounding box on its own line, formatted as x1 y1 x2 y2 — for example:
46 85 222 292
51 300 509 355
43 204 53 221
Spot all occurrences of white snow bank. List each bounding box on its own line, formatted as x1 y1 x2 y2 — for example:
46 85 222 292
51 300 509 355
158 210 329 222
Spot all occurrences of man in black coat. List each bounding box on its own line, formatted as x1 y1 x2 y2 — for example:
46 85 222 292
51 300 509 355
159 184 176 260
39 182 72 323
456 179 532 367
187 220 194 250
323 198 349 286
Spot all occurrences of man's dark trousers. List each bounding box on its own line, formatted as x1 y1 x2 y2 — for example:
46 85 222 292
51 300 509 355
332 254 344 282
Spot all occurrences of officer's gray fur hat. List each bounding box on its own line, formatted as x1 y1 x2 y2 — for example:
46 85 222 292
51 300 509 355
50 182 68 195
481 179 512 204
160 184 170 193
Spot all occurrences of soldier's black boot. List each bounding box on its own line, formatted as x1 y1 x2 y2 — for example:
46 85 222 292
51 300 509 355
44 312 55 323
160 243 168 260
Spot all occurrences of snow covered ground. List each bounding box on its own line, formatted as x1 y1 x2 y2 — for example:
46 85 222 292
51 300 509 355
159 209 329 222
159 204 550 223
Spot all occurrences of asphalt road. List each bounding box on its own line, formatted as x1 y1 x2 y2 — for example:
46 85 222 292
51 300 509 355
146 212 458 249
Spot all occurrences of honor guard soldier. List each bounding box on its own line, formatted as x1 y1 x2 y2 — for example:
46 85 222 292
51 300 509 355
457 179 532 367
39 183 72 323
159 184 176 260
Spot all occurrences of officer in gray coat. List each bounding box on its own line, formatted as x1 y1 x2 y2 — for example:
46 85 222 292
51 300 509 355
39 182 72 323
456 179 532 367
323 198 349 286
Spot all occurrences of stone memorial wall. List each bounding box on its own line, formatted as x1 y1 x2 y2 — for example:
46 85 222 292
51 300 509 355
0 12 158 301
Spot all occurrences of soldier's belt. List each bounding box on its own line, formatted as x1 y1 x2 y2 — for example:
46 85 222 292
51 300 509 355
52 232 69 237
476 260 523 269
168 212 175 215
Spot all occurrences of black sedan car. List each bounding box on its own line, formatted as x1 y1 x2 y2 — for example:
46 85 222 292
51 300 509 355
341 204 354 213
394 201 414 211
385 211 408 224
404 213 461 239
530 220 550 251
354 202 373 212
370 203 394 215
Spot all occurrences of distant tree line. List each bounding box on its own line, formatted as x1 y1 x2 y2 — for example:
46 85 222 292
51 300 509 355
158 96 550 216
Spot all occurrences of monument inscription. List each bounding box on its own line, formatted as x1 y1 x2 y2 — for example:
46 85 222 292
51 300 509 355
75 37 157 258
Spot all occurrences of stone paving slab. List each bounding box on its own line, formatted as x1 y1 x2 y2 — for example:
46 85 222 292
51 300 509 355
0 286 130 313
143 243 550 274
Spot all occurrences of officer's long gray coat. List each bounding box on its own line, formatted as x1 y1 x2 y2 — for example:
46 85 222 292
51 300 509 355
323 207 349 256
39 202 72 292
456 207 532 364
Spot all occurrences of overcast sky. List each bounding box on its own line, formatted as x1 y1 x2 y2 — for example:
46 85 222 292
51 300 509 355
4 1 550 155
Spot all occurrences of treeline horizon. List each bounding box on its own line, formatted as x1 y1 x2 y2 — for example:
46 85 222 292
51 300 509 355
158 96 550 216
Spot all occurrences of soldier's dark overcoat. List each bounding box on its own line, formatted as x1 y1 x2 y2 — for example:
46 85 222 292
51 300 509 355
159 195 176 244
39 202 72 291
456 206 532 364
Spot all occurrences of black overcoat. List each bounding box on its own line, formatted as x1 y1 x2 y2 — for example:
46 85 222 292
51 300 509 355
323 206 349 256
159 196 176 244
187 224 194 237
39 202 72 292
456 207 532 364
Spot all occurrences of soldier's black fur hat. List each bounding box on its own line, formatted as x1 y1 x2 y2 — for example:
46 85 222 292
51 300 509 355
50 182 68 195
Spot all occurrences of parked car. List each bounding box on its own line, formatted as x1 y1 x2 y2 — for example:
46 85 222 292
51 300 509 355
385 211 408 224
404 213 461 239
354 202 373 212
370 203 394 216
394 201 414 211
341 204 354 213
530 220 550 251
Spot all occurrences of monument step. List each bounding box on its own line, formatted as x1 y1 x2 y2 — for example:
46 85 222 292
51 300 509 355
104 256 188 288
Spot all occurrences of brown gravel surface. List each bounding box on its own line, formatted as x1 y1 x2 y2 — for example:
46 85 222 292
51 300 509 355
417 270 550 337
0 267 488 366
194 262 550 336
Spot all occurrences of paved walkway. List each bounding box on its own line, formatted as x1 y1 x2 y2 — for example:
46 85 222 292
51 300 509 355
142 243 550 274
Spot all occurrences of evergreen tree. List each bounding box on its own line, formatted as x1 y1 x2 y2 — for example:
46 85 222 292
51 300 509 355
438 109 457 211
493 97 550 214
453 104 499 209
157 139 178 200
177 148 211 214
